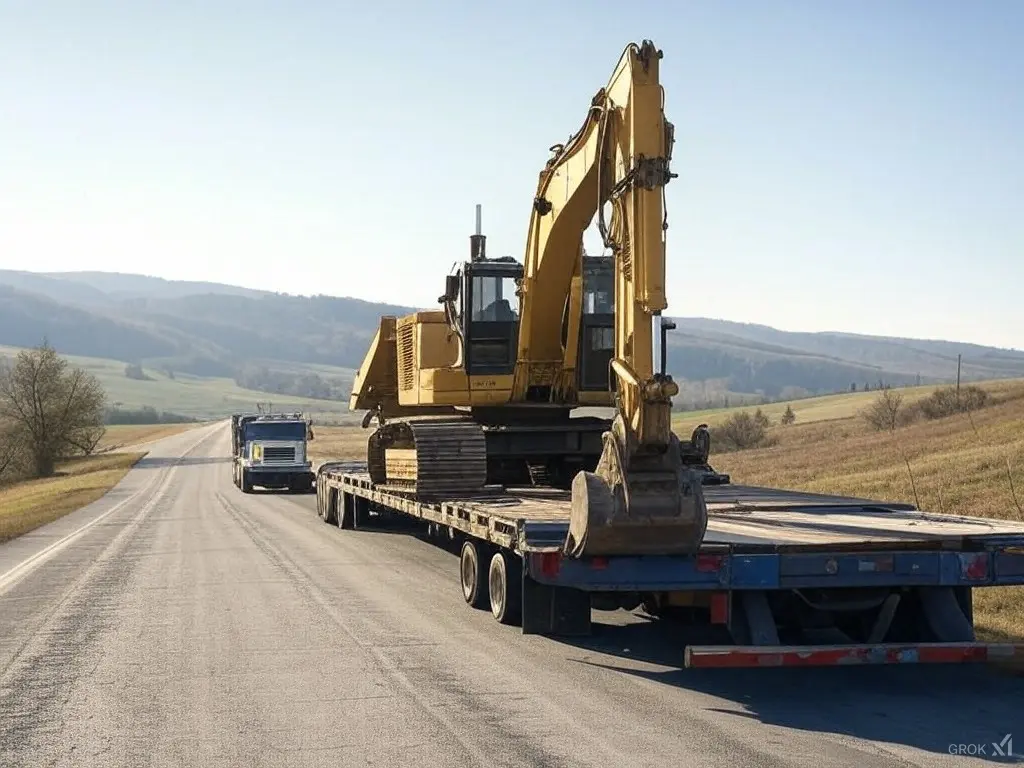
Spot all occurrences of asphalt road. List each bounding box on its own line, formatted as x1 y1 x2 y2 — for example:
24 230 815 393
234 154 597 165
1 423 1021 767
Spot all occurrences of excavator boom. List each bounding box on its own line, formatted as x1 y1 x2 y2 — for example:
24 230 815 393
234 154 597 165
517 40 709 557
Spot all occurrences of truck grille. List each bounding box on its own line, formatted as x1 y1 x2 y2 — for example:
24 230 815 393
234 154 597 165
263 446 296 463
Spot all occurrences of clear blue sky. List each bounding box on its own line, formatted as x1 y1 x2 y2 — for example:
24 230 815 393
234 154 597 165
1 1 1021 348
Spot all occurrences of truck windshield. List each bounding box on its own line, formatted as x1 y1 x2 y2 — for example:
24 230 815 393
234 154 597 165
244 422 307 441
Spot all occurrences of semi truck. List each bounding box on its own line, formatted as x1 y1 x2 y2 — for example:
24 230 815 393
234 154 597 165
231 412 316 493
314 39 1024 669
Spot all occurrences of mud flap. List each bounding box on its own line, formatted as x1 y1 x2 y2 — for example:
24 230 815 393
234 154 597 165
920 587 976 642
521 573 592 636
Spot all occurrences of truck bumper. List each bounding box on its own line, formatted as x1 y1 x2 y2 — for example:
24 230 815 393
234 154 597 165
246 467 315 488
684 641 1024 669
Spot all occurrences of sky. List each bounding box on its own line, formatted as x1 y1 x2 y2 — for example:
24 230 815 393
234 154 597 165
1 1 1022 349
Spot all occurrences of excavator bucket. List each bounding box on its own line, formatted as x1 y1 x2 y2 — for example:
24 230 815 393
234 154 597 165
564 429 709 558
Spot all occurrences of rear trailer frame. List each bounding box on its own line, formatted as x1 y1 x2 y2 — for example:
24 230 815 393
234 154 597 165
315 461 1024 669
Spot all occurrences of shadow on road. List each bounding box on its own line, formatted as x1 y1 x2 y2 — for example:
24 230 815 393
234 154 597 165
244 487 317 496
556 618 1024 762
136 456 232 468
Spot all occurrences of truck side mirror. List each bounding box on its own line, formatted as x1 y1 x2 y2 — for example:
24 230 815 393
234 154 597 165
443 274 460 303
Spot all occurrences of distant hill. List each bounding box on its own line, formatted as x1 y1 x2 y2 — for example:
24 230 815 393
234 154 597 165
1 268 1022 410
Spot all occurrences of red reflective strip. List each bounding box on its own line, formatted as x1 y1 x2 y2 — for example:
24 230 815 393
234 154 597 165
539 552 561 577
709 592 729 624
685 643 1024 669
696 554 724 573
959 552 990 581
590 557 609 570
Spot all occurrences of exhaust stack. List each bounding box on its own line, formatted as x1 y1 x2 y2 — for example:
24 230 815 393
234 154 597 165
470 203 486 262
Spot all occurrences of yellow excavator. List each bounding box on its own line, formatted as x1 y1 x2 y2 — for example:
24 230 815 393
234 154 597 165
350 40 711 556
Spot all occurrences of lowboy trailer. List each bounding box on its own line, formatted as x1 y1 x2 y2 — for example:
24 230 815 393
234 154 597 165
315 461 1024 669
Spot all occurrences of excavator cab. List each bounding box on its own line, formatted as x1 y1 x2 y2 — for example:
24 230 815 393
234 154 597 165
444 258 524 377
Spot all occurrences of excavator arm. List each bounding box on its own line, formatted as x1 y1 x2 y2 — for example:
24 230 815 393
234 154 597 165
515 40 708 557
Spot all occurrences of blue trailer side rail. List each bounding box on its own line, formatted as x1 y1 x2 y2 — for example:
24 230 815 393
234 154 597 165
522 540 1024 591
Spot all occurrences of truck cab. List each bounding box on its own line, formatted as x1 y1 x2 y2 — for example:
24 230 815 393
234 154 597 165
231 413 316 493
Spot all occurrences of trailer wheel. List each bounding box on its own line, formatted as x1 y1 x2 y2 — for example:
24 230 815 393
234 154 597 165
460 540 490 610
339 493 354 529
488 551 522 626
323 490 338 525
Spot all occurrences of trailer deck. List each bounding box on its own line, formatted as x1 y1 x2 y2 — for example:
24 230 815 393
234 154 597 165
318 461 1024 554
315 461 1024 668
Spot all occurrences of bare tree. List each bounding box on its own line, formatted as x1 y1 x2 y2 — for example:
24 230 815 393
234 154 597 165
863 386 904 432
0 343 107 478
0 424 20 481
781 404 796 425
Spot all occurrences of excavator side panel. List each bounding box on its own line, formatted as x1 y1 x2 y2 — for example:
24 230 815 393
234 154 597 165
350 316 400 414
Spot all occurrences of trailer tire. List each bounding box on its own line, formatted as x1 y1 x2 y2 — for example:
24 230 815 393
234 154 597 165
323 490 338 525
488 551 522 626
339 493 354 529
460 540 490 610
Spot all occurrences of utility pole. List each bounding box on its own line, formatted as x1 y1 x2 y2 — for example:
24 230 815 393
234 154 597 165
956 354 962 403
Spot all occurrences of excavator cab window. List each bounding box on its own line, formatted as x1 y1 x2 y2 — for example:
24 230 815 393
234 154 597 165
579 255 614 391
462 262 521 376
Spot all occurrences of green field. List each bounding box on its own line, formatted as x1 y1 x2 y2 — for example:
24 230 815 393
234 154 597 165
0 345 358 423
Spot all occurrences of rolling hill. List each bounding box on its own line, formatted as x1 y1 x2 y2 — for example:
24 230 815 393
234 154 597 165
2 268 1023 414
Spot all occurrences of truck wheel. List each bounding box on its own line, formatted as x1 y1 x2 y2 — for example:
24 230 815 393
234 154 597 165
460 540 490 610
241 469 253 494
488 551 522 626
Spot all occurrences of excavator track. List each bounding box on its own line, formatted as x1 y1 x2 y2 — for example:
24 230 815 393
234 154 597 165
367 417 487 500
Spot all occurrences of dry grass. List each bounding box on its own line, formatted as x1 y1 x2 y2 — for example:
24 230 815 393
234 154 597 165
711 391 1024 522
308 427 368 465
0 452 146 544
97 423 200 452
672 377 1024 434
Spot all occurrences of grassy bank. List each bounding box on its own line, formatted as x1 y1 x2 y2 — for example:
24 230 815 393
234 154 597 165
0 452 146 544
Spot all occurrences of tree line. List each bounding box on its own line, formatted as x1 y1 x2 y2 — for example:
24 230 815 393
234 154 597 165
232 365 351 400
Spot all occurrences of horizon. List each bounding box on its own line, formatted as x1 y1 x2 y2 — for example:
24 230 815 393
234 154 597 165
7 265 1023 353
2 2 1022 349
